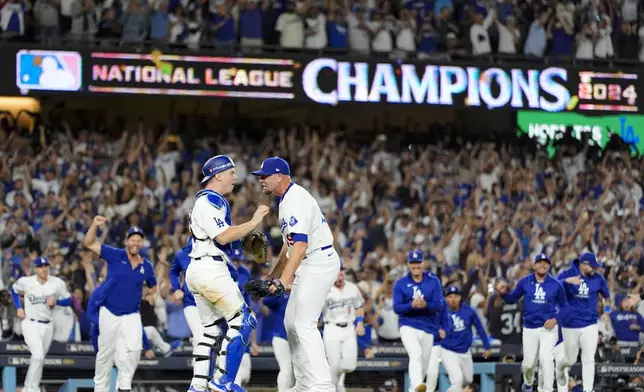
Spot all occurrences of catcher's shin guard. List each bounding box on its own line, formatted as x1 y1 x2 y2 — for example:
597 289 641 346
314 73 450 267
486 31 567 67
214 305 257 386
192 319 224 387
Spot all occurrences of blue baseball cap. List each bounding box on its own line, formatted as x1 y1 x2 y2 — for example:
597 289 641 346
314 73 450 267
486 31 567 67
445 285 461 296
33 257 49 267
534 253 550 264
127 226 145 238
407 250 424 263
579 252 599 268
251 157 291 177
231 248 244 261
201 155 235 184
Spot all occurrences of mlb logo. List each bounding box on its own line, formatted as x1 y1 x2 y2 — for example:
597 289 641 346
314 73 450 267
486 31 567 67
16 50 82 92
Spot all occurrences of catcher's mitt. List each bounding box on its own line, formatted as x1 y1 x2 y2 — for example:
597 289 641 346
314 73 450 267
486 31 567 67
243 279 285 298
241 231 268 264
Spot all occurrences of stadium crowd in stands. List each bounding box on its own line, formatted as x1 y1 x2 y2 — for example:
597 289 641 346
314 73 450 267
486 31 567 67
0 110 643 383
1 0 644 60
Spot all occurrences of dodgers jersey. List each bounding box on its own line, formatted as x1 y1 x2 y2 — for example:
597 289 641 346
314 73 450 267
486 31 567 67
557 263 610 329
441 303 491 354
11 275 71 322
393 272 444 334
189 189 241 260
279 182 335 262
502 273 567 329
322 281 364 324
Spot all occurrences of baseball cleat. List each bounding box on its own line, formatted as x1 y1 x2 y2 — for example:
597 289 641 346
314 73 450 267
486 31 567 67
207 379 246 392
188 386 206 392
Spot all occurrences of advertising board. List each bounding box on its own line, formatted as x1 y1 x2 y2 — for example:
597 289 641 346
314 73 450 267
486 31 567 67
1 45 641 114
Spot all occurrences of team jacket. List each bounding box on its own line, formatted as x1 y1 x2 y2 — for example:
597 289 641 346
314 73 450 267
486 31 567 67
556 261 610 329
441 303 491 354
393 272 444 334
502 273 567 329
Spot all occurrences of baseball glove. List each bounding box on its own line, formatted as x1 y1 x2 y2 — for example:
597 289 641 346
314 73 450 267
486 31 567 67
241 231 268 264
243 279 285 298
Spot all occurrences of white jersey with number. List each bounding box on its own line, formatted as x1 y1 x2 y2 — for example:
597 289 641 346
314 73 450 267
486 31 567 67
278 183 335 266
322 281 364 325
12 276 70 322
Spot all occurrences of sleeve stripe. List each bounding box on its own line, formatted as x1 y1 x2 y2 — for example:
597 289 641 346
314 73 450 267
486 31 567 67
290 233 308 243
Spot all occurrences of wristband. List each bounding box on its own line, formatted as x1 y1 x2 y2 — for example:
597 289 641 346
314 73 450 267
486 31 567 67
356 317 364 323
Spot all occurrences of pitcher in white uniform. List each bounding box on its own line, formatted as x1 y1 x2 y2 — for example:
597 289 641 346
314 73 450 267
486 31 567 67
10 257 72 392
322 266 365 392
253 156 341 392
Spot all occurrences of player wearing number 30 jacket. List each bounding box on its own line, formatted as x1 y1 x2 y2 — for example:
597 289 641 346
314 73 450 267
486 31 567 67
495 254 567 392
393 250 444 392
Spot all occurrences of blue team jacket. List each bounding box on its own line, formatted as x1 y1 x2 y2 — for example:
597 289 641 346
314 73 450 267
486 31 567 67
393 272 444 334
441 303 491 354
556 261 610 329
503 273 567 329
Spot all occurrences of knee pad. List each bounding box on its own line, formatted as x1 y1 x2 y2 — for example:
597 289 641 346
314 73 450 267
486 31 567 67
217 305 257 384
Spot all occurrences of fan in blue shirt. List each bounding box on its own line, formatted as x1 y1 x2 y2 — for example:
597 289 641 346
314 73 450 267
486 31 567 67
556 252 610 392
609 293 644 343
440 285 491 391
495 253 567 392
393 250 444 392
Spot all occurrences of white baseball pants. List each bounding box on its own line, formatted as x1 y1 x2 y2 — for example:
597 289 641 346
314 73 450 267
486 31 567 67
400 326 434 392
522 327 558 392
323 324 358 389
186 257 246 389
22 319 54 392
235 352 251 385
561 324 599 392
183 305 208 382
273 336 294 391
441 348 473 392
93 307 142 392
284 257 340 392
542 343 567 392
425 345 442 392
143 326 171 354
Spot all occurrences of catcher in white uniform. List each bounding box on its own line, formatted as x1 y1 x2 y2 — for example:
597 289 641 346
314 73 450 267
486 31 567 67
322 267 365 392
251 156 340 392
10 257 72 392
187 154 269 392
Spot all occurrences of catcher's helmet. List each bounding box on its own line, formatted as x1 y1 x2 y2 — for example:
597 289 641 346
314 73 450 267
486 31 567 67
201 155 235 184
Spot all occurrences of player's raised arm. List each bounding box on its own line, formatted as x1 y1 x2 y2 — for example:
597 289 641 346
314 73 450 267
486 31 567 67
496 277 525 304
83 216 107 256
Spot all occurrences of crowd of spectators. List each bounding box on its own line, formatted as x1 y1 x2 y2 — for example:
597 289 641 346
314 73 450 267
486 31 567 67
1 0 644 61
0 109 643 389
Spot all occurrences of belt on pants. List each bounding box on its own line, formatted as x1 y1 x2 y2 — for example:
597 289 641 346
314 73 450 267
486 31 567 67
29 318 50 324
303 245 333 260
325 322 349 328
194 255 224 262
